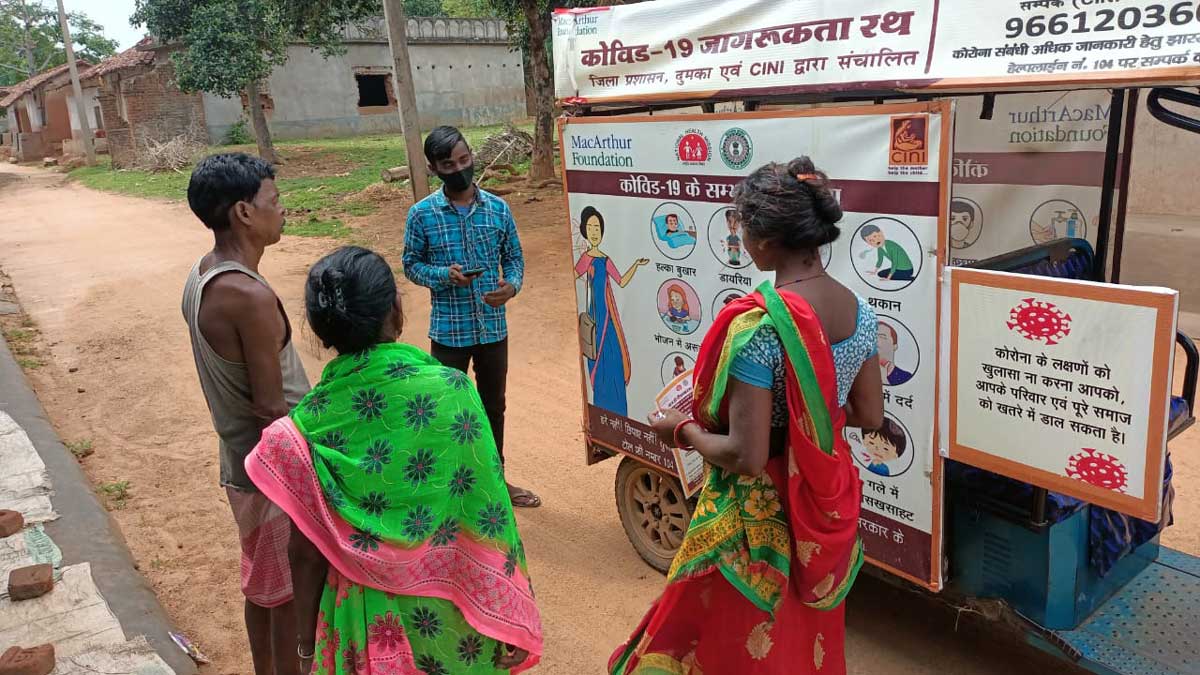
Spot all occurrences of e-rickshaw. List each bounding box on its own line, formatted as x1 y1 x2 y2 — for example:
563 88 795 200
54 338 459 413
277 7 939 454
555 3 1200 672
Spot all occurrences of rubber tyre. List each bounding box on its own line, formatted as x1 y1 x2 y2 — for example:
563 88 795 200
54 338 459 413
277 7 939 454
615 456 694 574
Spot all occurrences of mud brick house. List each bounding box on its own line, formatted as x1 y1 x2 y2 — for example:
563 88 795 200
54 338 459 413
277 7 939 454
90 39 204 169
1 62 92 162
3 17 526 165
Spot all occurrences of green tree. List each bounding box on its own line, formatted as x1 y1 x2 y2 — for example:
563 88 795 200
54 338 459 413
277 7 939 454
0 0 118 88
405 0 446 16
441 0 494 18
484 0 634 180
132 0 381 163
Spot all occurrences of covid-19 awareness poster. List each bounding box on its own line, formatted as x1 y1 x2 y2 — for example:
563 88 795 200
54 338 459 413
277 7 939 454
562 102 951 588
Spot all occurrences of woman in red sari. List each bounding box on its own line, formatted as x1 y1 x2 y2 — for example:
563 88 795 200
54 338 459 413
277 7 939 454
610 157 884 674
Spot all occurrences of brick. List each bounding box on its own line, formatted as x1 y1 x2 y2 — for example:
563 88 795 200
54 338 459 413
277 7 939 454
0 510 23 538
0 644 55 675
7 564 53 601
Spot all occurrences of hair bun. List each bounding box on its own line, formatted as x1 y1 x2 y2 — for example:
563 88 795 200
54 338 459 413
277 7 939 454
317 267 347 314
786 157 816 180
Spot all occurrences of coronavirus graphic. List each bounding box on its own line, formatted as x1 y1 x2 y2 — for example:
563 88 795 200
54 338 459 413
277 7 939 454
1007 297 1072 345
1066 448 1128 493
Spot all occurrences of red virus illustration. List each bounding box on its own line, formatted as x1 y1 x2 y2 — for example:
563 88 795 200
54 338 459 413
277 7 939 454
1066 448 1128 493
1007 297 1072 345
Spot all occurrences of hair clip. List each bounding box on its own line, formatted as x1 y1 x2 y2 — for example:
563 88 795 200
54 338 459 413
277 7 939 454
793 173 817 181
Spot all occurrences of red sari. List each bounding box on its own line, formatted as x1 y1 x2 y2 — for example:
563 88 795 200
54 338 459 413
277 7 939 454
609 284 864 674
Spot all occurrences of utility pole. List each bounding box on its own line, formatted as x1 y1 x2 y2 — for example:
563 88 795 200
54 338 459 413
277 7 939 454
381 0 429 200
55 0 95 164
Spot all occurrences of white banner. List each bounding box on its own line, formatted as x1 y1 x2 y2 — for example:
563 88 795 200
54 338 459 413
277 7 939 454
950 90 1112 266
564 102 950 588
942 268 1176 521
554 0 1200 103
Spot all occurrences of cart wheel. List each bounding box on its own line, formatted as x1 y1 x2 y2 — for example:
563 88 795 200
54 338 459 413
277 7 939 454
615 457 694 574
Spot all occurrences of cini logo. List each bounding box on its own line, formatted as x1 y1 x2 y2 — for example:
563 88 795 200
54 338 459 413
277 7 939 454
719 128 753 170
888 114 929 167
675 129 711 165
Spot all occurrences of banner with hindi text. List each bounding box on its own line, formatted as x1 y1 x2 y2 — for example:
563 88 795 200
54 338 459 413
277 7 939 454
554 0 1200 104
563 102 952 589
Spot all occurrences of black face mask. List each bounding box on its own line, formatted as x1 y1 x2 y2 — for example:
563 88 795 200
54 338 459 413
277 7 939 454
437 164 474 192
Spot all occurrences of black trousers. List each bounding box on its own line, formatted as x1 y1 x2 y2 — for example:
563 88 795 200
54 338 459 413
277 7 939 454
431 339 508 462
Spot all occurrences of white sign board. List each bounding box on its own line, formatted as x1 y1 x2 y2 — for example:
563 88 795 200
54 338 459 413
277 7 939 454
941 268 1176 521
553 0 1200 104
564 102 950 588
950 90 1112 266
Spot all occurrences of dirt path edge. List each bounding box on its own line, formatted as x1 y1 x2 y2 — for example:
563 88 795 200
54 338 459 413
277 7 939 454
0 329 198 675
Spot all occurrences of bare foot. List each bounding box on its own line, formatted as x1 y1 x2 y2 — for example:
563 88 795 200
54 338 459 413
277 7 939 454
508 483 542 508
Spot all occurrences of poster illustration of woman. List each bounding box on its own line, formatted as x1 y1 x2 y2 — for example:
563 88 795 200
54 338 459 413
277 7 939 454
575 206 649 417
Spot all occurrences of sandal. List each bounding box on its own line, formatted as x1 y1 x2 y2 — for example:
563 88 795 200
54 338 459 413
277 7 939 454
508 485 542 508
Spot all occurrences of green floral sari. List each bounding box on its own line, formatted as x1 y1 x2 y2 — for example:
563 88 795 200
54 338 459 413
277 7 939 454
247 342 542 674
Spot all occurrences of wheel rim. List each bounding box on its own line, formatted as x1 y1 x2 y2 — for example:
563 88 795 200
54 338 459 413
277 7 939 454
624 466 691 560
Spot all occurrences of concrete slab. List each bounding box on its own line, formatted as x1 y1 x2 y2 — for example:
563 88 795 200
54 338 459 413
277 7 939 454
0 563 124 657
0 525 61 582
56 636 175 675
0 332 195 674
0 412 56 524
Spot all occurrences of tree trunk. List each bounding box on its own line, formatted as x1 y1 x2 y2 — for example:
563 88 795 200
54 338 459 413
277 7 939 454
245 79 280 164
521 0 555 181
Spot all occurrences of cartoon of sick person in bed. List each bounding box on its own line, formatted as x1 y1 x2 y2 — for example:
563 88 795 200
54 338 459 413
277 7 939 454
654 212 697 249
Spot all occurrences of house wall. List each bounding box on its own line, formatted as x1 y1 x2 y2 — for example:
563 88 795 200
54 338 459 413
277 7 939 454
42 87 72 147
97 59 206 168
65 86 101 136
202 18 526 142
21 95 41 131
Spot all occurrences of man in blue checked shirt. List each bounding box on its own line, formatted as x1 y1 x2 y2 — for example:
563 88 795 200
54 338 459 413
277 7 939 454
403 126 541 508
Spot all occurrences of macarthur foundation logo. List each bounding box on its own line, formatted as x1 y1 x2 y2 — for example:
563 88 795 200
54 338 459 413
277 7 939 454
675 129 711 166
888 114 929 175
569 133 634 168
719 128 753 170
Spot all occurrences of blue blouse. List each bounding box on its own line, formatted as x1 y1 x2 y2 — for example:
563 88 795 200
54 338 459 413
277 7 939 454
730 295 878 427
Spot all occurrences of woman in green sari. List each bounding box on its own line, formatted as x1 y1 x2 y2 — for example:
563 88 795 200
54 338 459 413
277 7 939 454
246 246 542 675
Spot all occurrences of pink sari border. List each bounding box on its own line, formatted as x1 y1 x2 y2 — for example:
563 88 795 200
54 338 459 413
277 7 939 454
245 418 543 669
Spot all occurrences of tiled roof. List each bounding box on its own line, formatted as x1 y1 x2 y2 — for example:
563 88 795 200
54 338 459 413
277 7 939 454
79 37 155 80
0 62 83 108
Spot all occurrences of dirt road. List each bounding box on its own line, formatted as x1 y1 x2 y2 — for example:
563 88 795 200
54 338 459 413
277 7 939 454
0 162 1116 673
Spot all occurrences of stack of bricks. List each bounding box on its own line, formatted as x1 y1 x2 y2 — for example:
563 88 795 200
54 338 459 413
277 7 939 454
1 509 56 675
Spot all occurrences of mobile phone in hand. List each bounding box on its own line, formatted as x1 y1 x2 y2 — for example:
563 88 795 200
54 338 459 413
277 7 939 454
462 267 485 277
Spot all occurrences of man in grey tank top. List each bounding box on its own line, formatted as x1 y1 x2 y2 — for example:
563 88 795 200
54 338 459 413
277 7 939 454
181 154 310 675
